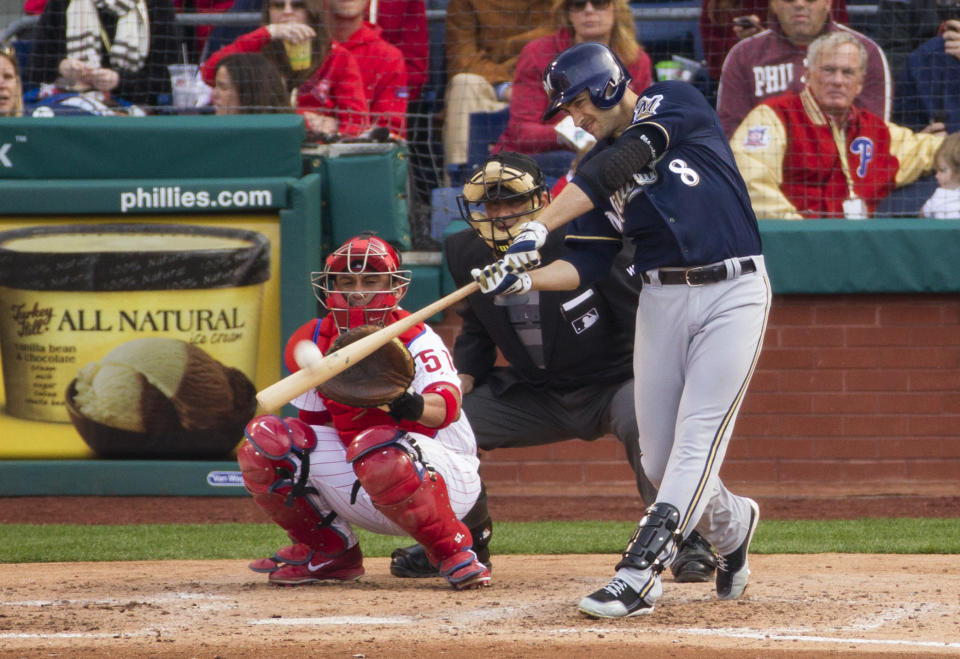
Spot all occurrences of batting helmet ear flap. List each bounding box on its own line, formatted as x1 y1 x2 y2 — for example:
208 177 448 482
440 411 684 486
542 42 632 122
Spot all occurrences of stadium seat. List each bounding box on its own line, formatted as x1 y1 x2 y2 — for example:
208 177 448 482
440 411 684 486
430 185 462 242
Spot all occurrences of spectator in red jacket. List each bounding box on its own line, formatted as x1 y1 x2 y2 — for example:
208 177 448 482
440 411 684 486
699 0 849 82
731 31 943 219
715 0 889 138
496 0 652 157
201 0 367 137
326 0 408 138
373 0 428 102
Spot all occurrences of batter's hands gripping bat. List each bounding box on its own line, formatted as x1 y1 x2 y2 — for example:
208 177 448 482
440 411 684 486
255 281 480 412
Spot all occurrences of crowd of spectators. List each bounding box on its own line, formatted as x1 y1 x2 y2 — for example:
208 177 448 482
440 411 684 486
440 0 553 170
731 30 945 219
715 0 890 137
1 0 958 218
199 0 367 137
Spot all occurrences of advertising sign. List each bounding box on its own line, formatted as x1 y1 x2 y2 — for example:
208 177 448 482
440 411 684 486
0 215 283 460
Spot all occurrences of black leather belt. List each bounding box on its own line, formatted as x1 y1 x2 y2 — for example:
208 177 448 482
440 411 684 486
642 258 756 286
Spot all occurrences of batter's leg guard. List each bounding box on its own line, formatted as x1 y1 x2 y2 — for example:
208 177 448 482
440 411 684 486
239 415 363 584
389 482 493 579
615 502 681 574
348 426 491 590
579 502 680 619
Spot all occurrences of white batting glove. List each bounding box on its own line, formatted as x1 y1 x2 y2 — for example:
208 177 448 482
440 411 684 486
471 262 532 296
502 220 548 273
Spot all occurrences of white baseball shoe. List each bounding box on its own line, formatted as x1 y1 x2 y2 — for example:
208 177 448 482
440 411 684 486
579 577 657 618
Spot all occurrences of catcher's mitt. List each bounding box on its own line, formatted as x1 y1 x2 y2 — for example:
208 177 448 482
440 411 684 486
316 325 415 407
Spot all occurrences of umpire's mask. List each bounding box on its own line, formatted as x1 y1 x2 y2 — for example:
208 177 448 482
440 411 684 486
457 151 549 257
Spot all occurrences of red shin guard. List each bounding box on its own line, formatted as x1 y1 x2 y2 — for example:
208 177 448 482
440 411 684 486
238 417 348 559
351 444 471 566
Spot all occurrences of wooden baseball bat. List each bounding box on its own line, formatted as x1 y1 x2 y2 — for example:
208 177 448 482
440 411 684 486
256 281 480 412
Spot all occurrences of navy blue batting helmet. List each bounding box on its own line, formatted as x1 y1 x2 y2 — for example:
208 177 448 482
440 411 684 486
541 42 632 122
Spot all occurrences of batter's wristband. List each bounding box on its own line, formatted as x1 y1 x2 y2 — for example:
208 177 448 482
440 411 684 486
423 383 460 428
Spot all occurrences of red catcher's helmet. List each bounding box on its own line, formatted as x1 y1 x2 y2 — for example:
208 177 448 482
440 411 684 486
311 233 411 331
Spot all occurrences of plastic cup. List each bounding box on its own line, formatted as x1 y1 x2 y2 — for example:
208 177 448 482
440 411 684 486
168 64 199 108
283 39 312 71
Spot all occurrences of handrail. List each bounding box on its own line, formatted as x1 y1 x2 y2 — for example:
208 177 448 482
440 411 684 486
2 5 879 44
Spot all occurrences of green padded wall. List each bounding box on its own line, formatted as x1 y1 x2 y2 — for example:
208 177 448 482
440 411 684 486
313 144 411 251
0 115 305 179
440 219 960 295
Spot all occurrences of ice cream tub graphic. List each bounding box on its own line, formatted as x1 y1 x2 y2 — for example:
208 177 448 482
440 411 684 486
65 337 258 458
0 223 270 425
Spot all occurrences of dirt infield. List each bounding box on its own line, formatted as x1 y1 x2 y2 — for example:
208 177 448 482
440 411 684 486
2 492 959 657
1 554 959 657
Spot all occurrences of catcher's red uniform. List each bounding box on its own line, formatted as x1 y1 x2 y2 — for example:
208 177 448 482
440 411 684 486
282 313 464 444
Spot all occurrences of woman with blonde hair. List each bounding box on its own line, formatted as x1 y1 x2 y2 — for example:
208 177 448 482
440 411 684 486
496 0 652 158
0 47 24 117
201 0 366 137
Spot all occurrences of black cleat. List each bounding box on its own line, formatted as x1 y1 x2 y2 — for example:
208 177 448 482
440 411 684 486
671 530 718 583
390 543 439 578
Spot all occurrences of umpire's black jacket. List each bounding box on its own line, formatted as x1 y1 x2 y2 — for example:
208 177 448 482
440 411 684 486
444 225 640 396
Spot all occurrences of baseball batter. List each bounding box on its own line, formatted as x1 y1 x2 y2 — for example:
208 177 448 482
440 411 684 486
473 43 771 617
391 152 718 584
240 233 491 590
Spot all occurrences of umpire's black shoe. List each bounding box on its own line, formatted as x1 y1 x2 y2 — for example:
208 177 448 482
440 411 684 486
390 543 492 578
716 497 760 600
390 543 437 578
670 530 718 583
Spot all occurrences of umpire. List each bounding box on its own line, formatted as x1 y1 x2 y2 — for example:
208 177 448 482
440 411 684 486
390 151 716 582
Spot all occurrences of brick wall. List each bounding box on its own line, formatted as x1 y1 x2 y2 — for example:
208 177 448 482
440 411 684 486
430 293 960 488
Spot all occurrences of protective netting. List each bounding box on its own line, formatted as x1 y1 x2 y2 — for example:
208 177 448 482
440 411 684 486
1 0 958 240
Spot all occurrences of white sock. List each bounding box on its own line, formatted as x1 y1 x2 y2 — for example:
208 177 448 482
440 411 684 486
615 566 652 592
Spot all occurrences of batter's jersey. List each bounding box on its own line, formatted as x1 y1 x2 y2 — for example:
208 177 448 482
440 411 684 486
287 315 478 459
568 80 762 275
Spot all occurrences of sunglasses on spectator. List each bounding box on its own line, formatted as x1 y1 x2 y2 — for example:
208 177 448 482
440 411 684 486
567 0 613 11
269 0 305 9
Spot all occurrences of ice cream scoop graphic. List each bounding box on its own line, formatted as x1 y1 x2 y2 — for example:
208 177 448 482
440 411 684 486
66 337 257 458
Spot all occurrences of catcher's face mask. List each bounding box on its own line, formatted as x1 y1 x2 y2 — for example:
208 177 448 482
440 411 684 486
457 152 549 256
311 234 411 331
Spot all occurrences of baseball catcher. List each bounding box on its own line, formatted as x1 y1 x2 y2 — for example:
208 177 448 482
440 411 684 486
240 233 491 590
